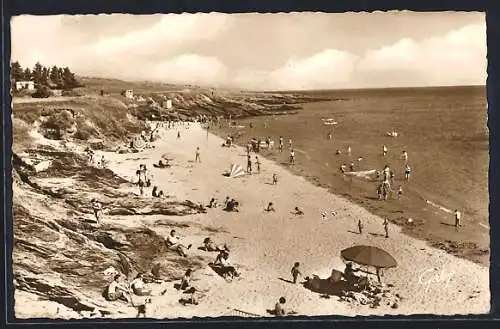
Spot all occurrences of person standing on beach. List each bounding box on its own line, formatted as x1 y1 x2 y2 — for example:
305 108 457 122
383 145 388 157
255 156 261 173
291 262 302 284
383 218 389 238
288 138 293 149
404 164 411 181
401 150 408 163
289 149 296 165
454 209 462 228
347 145 351 156
272 173 278 185
195 147 201 163
358 219 363 234
279 136 284 152
327 132 332 140
397 186 403 200
177 131 181 139
247 155 253 174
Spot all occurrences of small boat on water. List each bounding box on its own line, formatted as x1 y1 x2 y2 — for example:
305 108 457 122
322 118 338 125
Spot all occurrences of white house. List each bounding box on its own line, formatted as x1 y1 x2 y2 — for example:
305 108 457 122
124 89 134 99
15 81 35 91
163 99 173 109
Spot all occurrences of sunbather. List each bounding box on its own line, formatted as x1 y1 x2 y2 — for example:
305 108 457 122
292 207 304 215
130 273 151 296
213 250 239 279
165 230 192 257
265 202 276 212
207 198 218 208
202 237 229 252
106 274 131 303
224 199 239 212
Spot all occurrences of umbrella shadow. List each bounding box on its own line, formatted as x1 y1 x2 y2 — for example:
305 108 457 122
347 230 361 235
440 222 456 227
303 277 349 297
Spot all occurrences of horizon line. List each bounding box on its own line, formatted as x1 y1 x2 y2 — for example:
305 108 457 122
81 75 485 93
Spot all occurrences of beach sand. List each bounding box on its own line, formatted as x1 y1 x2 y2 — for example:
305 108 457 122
102 123 489 317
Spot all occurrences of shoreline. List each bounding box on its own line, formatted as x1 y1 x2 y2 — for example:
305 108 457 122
208 106 489 267
100 123 488 316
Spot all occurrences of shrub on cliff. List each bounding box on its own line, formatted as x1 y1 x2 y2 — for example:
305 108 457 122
41 110 75 140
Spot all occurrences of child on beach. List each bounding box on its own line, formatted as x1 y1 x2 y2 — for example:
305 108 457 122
291 262 302 284
272 173 278 185
383 145 388 156
289 149 295 165
279 136 284 152
255 156 261 173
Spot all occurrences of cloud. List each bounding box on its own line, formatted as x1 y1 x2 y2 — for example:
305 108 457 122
150 54 228 86
357 23 486 86
234 49 359 90
88 13 232 56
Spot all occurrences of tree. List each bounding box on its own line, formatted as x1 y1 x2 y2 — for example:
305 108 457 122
61 67 82 89
32 62 44 85
11 61 24 82
23 68 32 81
41 66 50 85
49 65 62 86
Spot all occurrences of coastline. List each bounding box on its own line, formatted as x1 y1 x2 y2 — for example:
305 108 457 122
100 123 489 316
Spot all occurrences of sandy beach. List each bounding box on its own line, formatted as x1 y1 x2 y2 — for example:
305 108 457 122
98 123 489 317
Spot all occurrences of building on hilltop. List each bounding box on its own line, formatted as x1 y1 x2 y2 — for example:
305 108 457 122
15 81 35 91
122 89 134 99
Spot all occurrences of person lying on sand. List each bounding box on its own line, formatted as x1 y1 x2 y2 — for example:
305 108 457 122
153 160 170 168
265 202 276 212
223 197 230 208
213 250 240 279
202 237 229 252
291 207 304 215
131 273 152 296
165 230 192 257
106 274 131 303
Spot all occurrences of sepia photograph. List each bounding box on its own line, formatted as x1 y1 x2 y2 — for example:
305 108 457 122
9 11 489 319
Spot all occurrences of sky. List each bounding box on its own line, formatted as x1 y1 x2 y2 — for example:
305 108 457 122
11 12 486 90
